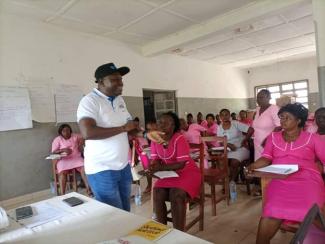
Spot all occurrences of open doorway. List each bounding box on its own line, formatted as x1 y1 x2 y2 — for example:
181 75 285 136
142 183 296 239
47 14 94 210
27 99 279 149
142 89 177 125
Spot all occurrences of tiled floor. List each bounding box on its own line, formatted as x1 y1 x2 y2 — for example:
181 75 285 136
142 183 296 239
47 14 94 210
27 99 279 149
3 184 294 244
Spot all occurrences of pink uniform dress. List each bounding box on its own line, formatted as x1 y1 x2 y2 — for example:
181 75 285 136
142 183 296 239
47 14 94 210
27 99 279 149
150 133 201 198
252 105 280 160
51 133 84 174
128 136 150 168
181 123 206 144
305 113 317 133
181 124 209 168
201 120 219 148
317 133 325 174
261 131 325 222
134 137 150 169
239 118 253 127
201 120 218 136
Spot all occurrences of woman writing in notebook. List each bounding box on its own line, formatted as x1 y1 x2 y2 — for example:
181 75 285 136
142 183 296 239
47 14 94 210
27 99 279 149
148 112 201 231
248 103 325 244
51 124 91 195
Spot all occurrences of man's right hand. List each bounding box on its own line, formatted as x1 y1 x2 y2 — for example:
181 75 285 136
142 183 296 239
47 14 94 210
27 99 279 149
123 121 139 132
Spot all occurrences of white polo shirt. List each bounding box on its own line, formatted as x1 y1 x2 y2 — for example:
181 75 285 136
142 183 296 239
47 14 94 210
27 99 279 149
77 88 132 174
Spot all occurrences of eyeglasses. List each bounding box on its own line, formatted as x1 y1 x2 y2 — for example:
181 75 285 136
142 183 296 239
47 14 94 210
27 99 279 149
278 115 295 121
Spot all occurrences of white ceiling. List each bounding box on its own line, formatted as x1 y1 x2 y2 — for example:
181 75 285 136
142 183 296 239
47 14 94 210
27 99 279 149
1 0 316 68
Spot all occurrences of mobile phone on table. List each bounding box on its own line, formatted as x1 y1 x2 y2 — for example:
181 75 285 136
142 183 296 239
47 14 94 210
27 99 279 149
62 197 84 207
16 206 33 220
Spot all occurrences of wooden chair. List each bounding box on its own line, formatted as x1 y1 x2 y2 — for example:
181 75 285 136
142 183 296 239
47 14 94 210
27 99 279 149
290 204 325 243
166 142 205 231
51 160 77 195
202 136 230 216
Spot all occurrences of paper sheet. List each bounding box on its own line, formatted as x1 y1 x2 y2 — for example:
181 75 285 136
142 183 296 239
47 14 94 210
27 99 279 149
8 203 69 229
154 171 179 179
211 146 231 152
28 83 55 122
254 164 299 175
98 236 153 244
54 84 84 123
0 87 32 132
45 154 61 160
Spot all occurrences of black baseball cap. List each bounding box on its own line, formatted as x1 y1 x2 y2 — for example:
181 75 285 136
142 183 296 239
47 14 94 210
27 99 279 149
94 63 130 82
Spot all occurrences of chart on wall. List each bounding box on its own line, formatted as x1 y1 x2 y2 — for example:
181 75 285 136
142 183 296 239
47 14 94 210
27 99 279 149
28 82 56 122
0 87 33 131
54 84 84 123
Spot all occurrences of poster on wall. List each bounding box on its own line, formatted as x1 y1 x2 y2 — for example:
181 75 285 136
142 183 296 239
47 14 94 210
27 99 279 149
0 87 33 131
54 84 84 123
28 83 56 122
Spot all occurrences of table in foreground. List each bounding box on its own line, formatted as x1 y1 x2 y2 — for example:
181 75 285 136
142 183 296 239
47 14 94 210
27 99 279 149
0 192 211 244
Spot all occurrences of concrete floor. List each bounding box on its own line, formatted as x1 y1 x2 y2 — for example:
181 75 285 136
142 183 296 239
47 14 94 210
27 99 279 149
131 183 294 244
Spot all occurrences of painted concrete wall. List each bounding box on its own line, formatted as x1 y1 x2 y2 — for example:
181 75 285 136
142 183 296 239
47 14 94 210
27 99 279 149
246 57 319 111
0 12 250 200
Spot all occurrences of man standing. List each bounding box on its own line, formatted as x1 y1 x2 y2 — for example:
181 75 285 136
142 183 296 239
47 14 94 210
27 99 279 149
77 62 138 211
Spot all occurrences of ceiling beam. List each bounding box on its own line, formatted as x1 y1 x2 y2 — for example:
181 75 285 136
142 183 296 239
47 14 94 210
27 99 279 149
45 0 79 23
141 0 306 56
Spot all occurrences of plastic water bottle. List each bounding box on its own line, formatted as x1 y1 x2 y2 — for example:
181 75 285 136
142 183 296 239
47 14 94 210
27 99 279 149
134 184 142 206
229 181 237 203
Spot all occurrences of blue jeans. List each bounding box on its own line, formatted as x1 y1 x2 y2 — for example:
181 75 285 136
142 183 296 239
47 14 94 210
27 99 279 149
87 164 132 211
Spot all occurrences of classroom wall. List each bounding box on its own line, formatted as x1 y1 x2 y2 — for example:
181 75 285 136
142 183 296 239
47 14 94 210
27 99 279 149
0 12 250 200
177 97 248 118
0 12 249 99
246 56 319 111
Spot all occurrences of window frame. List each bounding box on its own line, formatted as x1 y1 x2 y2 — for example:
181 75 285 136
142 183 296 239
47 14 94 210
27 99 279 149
254 79 309 108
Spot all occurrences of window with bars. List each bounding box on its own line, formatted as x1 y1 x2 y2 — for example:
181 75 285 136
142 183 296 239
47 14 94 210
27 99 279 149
255 80 309 108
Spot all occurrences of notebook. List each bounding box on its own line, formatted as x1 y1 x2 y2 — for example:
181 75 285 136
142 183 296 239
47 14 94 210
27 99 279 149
211 146 231 152
98 220 171 244
154 171 179 179
254 164 298 175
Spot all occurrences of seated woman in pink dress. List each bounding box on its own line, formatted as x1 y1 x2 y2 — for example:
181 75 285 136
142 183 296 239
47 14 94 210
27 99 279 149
180 118 209 168
215 114 221 125
248 103 325 244
201 113 218 135
305 112 318 133
196 112 204 125
201 113 219 148
148 112 201 231
315 108 325 176
239 110 253 126
186 113 194 125
51 124 91 195
179 118 206 144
